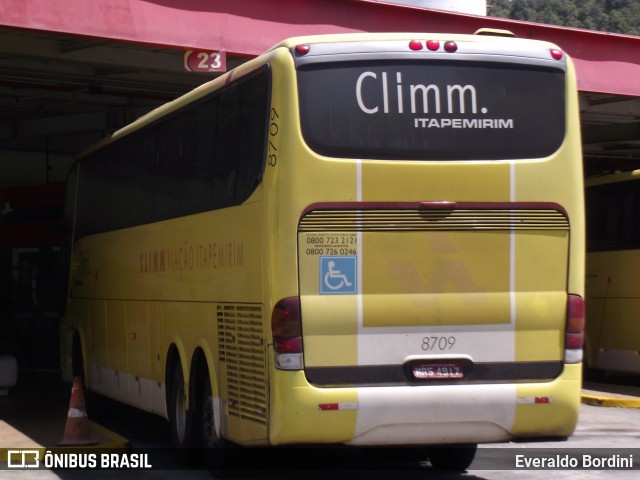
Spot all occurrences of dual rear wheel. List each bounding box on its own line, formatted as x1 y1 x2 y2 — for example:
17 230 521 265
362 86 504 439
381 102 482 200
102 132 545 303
169 364 222 465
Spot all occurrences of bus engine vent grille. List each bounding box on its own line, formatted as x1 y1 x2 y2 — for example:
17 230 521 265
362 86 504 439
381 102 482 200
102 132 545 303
299 208 569 232
217 303 267 426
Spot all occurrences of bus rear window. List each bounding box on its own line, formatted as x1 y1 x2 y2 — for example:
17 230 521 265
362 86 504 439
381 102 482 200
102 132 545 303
297 60 565 160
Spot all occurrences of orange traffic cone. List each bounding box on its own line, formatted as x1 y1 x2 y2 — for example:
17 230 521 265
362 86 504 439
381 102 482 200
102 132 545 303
58 376 98 446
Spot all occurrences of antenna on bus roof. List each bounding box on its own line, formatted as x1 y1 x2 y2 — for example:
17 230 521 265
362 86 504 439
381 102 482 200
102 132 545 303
474 28 517 38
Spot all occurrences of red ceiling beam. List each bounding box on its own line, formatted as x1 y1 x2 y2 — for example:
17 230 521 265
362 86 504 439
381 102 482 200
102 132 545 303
1 0 639 96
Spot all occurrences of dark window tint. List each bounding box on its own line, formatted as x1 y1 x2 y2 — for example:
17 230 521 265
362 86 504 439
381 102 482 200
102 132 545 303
587 179 640 252
297 60 565 160
73 67 270 240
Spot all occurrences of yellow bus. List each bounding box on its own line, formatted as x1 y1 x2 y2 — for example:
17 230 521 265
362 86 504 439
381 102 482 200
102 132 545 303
60 31 585 469
585 171 640 374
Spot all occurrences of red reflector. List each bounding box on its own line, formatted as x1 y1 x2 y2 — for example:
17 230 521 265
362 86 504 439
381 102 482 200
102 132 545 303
319 403 339 411
295 44 310 56
535 397 551 404
426 40 440 51
409 40 423 51
550 48 563 60
444 41 458 52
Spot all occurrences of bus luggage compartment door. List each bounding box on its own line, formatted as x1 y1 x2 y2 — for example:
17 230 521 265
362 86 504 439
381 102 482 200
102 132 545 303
298 206 570 385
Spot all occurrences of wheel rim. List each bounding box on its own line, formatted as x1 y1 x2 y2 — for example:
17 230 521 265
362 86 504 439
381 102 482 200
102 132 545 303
175 380 186 443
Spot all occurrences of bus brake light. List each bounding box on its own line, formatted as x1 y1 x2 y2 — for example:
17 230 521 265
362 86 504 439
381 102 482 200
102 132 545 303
272 297 304 370
565 295 585 363
409 40 423 51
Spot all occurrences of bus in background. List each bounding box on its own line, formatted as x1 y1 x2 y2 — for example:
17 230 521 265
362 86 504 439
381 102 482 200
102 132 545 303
585 171 640 374
60 31 584 470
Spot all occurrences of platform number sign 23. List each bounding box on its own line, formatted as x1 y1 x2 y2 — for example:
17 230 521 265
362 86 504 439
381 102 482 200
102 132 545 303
183 50 226 73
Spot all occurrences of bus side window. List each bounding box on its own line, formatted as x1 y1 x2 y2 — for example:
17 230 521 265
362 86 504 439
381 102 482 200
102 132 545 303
215 69 270 209
182 97 218 214
236 72 269 196
216 88 240 208
155 118 185 220
130 130 156 227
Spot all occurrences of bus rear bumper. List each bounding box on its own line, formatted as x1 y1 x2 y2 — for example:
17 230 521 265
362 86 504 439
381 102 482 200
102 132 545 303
269 364 581 446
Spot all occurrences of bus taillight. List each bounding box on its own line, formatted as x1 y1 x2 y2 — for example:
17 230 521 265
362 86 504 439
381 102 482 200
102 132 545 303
550 48 563 60
409 40 443 52
426 40 440 51
565 295 585 364
295 44 310 56
444 41 458 53
272 297 304 370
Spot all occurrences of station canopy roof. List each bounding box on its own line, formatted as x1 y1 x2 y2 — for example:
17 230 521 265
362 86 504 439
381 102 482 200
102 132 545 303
1 0 639 175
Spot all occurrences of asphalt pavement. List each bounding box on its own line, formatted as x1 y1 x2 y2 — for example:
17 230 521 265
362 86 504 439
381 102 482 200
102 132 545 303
1 370 639 479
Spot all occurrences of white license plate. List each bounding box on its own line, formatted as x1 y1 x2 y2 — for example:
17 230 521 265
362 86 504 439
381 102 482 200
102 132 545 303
412 363 464 380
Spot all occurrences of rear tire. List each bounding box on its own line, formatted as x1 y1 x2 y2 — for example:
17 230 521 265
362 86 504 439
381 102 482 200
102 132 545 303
200 372 228 470
428 444 477 471
201 373 219 448
169 365 195 456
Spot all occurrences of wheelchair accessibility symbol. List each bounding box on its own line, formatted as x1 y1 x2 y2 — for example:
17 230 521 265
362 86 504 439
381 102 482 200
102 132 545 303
320 256 357 294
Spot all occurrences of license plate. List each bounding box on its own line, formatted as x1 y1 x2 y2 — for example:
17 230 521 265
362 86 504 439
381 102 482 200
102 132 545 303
412 362 464 380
